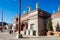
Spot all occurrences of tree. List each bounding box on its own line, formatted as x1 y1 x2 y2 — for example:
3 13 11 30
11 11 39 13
46 19 53 31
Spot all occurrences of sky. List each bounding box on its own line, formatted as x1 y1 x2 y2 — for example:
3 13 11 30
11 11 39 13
0 0 60 23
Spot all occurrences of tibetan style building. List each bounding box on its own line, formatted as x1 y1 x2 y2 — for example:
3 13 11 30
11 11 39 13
13 3 51 36
51 6 60 32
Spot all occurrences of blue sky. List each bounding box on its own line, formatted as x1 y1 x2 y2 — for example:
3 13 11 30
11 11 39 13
0 0 60 23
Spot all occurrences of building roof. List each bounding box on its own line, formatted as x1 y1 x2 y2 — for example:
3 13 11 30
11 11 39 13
0 22 8 26
21 8 51 18
51 12 60 18
38 8 51 18
21 13 28 17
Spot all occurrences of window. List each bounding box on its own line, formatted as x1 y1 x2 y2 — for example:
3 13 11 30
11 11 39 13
33 31 36 36
30 24 34 30
24 30 26 35
28 30 30 35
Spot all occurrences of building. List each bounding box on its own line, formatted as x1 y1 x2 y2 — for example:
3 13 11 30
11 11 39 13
5 24 13 30
0 22 8 30
51 6 60 32
13 3 51 36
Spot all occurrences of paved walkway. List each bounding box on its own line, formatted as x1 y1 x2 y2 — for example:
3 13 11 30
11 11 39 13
0 31 60 40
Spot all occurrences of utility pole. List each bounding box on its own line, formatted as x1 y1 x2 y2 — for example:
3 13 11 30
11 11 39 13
1 10 3 32
18 0 21 35
16 0 22 38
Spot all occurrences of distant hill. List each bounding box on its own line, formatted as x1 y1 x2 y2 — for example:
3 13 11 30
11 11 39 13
0 22 8 26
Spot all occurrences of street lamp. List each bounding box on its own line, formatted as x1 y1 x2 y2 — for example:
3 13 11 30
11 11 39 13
16 0 22 38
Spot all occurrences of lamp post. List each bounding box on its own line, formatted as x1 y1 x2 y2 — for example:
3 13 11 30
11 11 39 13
16 0 22 38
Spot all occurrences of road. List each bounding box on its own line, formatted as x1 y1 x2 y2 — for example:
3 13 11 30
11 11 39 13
0 31 60 40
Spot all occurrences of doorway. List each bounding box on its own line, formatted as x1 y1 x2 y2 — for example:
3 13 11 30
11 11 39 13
33 31 36 36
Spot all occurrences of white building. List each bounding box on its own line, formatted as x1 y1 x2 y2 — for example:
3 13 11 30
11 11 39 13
13 3 51 36
51 6 60 32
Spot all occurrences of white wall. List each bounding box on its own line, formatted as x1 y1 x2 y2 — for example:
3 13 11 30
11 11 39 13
52 18 60 31
28 19 38 35
28 10 38 35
